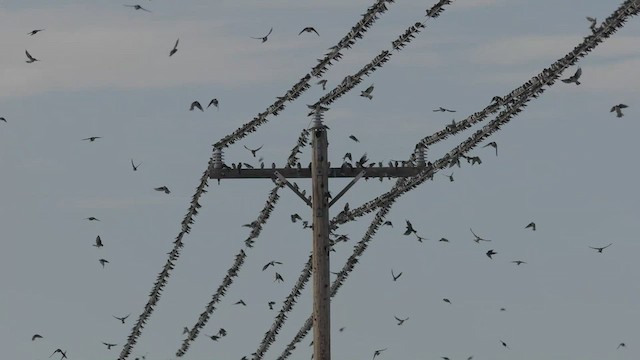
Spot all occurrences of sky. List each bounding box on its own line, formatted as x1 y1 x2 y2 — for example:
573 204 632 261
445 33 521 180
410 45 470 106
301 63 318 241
1 1 640 360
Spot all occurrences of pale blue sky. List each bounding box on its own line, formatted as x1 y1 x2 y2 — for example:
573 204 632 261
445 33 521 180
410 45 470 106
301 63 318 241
1 1 639 360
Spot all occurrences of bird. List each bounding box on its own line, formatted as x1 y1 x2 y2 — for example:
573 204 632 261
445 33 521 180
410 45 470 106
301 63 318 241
439 237 449 242
470 228 491 243
500 340 510 349
391 269 402 281
183 327 190 334
561 67 582 85
189 101 203 111
99 259 109 267
262 260 283 271
404 220 417 236
82 136 101 142
103 342 117 350
85 217 100 221
244 145 264 157
586 16 597 32
511 260 527 265
349 135 359 142
486 249 497 259
483 141 498 156
443 298 452 304
25 50 39 63
205 334 220 341
441 357 451 360
610 104 628 118
372 348 387 359
383 220 393 227
32 334 43 341
169 38 179 56
589 243 613 253
113 314 130 324
208 98 219 110
49 349 68 359
360 84 375 100
235 299 247 306
274 272 284 282
298 27 319 36
0 117 6 122
443 173 454 182
93 236 104 248
154 186 170 194
124 4 151 12
251 27 273 43
525 222 536 231
291 213 303 223
317 79 328 90
433 107 456 112
28 29 45 36
131 159 142 171
218 328 227 337
339 327 346 332
617 342 626 349
268 301 276 310
394 316 409 325
500 307 506 312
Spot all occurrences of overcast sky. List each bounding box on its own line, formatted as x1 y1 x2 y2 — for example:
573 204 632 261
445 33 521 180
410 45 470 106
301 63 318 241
2 1 640 360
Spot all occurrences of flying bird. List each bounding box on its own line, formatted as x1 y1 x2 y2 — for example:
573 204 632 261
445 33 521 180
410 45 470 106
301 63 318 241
589 243 612 253
99 258 109 267
169 38 179 56
103 342 117 350
262 260 282 271
586 16 597 32
205 334 220 341
394 316 409 325
154 186 170 194
251 27 273 43
124 4 151 12
617 342 626 349
131 159 142 171
561 67 582 85
391 269 402 281
372 348 387 360
443 173 454 182
93 236 103 248
49 349 68 359
317 79 328 90
189 101 203 111
383 220 393 227
235 299 247 306
483 141 498 156
28 29 45 36
113 314 130 324
433 107 456 112
298 27 319 36
470 228 491 243
525 222 536 231
218 328 227 337
443 298 452 304
404 220 417 236
244 145 263 157
439 238 449 242
486 249 497 259
500 340 510 349
268 301 276 310
183 327 190 334
32 334 43 341
208 98 219 110
511 260 527 265
25 50 39 63
0 117 6 122
85 217 100 221
82 136 101 142
274 272 284 282
349 135 359 142
610 104 628 118
291 213 303 223
360 84 375 100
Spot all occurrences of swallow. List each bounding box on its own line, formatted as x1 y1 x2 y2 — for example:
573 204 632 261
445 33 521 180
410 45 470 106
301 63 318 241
443 298 451 304
416 235 427 243
49 349 68 359
404 220 417 236
235 299 247 306
586 16 597 32
610 104 628 118
99 258 109 267
439 238 449 242
500 307 506 311
617 342 626 349
525 222 536 231
131 159 142 171
360 84 374 100
205 334 220 341
349 135 359 142
208 98 219 110
189 101 203 111
339 327 346 332
372 348 387 360
441 357 451 360
28 29 45 35
218 328 227 336
244 145 263 157
32 334 43 341
251 27 273 43
154 186 170 194
85 217 100 221
443 173 454 182
391 269 402 281
25 50 39 63
317 79 328 90
511 260 527 265
169 38 179 56
561 67 582 85
343 152 352 161
268 301 276 310
82 136 101 142
93 235 103 248
103 342 117 349
483 141 498 156
383 221 393 227
470 228 491 243
433 107 456 112
0 117 6 122
113 314 130 323
298 27 319 36
124 4 151 12
394 316 409 325
500 340 509 349
274 272 284 282
262 260 282 271
486 249 497 259
589 243 612 253
291 213 303 223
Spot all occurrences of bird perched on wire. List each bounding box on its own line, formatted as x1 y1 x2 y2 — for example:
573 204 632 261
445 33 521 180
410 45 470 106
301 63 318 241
25 50 39 63
298 27 319 36
525 222 536 231
154 186 170 194
189 101 203 112
169 38 179 56
124 4 151 12
28 29 45 36
433 107 456 112
586 16 597 32
360 84 375 100
561 67 582 85
251 27 273 43
610 104 628 118
93 236 103 248
483 141 498 156
589 243 612 253
244 145 263 157
208 98 219 110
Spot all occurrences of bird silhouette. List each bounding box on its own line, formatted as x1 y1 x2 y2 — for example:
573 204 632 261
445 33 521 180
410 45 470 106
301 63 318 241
511 260 527 265
586 16 597 32
124 4 151 12
590 243 612 253
32 334 43 341
372 348 387 360
169 38 179 56
99 259 109 267
131 159 142 171
82 137 101 142
93 236 103 248
218 328 227 336
183 327 190 334
349 135 359 142
205 334 220 341
525 222 536 231
443 298 451 304
617 342 626 349
49 349 68 359
404 220 417 236
85 217 100 221
317 79 328 90
470 228 491 243
103 342 117 349
486 249 497 259
189 101 203 111
391 269 402 281
383 220 393 227
500 340 510 349
394 316 409 325
291 213 303 223
439 238 450 242
251 27 273 43
561 67 582 85
443 173 454 182
298 27 319 36
235 299 247 306
360 84 375 100
208 98 219 110
262 260 282 271
274 272 284 282
154 186 170 194
433 107 456 112
28 29 45 36
113 314 130 324
610 104 628 118
268 301 276 310
25 50 39 63
0 117 6 122
483 141 498 156
244 145 263 157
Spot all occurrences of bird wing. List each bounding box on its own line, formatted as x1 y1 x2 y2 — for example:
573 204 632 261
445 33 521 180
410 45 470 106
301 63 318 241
603 243 613 249
610 106 617 112
470 228 480 238
298 29 305 36
575 67 582 78
174 38 179 48
619 104 628 108
26 50 34 60
266 27 273 36
255 145 264 152
365 85 374 93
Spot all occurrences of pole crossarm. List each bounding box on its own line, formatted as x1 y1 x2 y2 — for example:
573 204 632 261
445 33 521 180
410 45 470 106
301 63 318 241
208 166 427 180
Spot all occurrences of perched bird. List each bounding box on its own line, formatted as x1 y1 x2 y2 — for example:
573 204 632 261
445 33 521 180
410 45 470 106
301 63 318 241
511 260 527 266
343 152 352 161
360 84 375 100
349 135 359 142
433 107 456 112
103 342 117 350
99 258 109 267
124 4 151 12
298 27 320 36
470 228 491 243
251 27 273 43
443 173 454 182
262 260 282 271
113 314 130 324
169 38 179 57
483 141 498 156
189 101 203 112
317 79 328 90
25 50 39 63
486 249 497 259
82 136 101 142
49 349 68 359
244 145 264 157
586 16 597 32
394 316 409 325
291 213 303 223
500 340 510 349
525 222 536 231
268 301 276 310
391 269 402 281
404 220 417 236
28 29 45 36
617 342 626 349
131 159 142 171
610 104 628 118
235 299 247 306
372 348 387 359
274 272 284 282
443 298 452 304
154 186 170 194
93 236 104 248
32 334 43 341
208 98 219 110
85 217 100 221
590 243 613 253
561 67 582 85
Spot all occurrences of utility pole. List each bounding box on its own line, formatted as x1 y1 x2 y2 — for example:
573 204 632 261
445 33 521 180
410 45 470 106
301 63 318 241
209 109 428 360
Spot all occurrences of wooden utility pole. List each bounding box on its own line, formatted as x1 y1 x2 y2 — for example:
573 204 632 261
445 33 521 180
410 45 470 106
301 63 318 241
209 109 428 360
